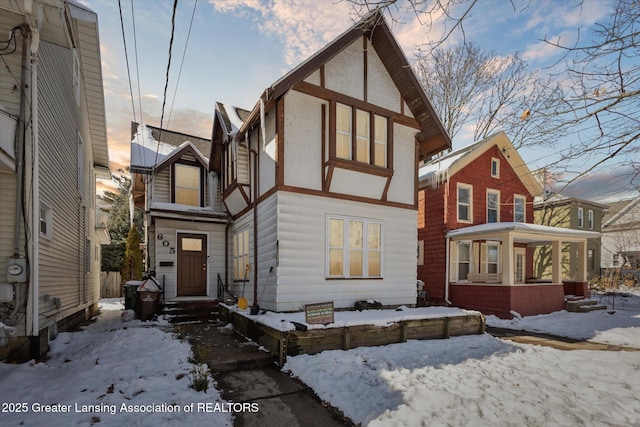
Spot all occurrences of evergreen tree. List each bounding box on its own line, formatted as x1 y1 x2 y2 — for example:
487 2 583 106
100 169 144 271
122 225 143 282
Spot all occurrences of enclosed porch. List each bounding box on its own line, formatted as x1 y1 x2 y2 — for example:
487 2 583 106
445 222 600 318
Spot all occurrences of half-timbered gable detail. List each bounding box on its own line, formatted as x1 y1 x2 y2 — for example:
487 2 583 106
210 10 451 312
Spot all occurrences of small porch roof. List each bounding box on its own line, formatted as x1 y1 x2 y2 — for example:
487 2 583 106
446 222 600 243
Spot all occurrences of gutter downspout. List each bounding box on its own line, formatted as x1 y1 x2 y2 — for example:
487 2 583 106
445 237 451 305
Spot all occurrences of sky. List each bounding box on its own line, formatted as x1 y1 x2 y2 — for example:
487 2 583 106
82 0 638 202
2 293 639 425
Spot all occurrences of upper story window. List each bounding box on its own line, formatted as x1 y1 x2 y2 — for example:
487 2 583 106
514 196 526 222
588 209 594 229
223 139 249 190
577 207 584 228
487 190 500 223
491 157 500 178
457 183 472 223
334 102 388 168
174 163 201 206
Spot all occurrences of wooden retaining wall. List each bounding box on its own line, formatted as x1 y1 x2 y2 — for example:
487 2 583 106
219 306 485 366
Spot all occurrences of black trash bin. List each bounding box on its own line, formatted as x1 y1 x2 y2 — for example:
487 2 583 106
124 281 142 311
136 290 160 321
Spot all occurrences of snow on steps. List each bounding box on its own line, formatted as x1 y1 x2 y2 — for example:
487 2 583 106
566 299 607 313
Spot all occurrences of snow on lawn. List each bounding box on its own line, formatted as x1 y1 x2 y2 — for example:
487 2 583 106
0 299 232 427
284 335 640 426
284 288 640 426
486 290 640 348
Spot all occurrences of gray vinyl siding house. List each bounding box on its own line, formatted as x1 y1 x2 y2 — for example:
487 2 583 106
0 1 110 361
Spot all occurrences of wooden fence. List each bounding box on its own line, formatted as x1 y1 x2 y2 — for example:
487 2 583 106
100 272 122 298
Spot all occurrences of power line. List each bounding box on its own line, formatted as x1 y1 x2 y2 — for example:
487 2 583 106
166 0 198 130
153 0 179 172
130 0 144 129
118 0 143 169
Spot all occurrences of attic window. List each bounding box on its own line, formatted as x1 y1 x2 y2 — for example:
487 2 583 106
491 158 500 178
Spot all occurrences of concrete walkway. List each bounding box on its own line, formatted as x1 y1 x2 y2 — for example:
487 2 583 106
486 326 640 351
180 322 351 426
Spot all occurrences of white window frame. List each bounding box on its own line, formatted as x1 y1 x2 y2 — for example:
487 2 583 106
40 201 53 240
233 227 250 281
456 241 471 282
484 242 500 274
577 207 584 228
514 195 526 222
326 215 383 279
457 183 473 223
491 157 500 178
487 189 500 223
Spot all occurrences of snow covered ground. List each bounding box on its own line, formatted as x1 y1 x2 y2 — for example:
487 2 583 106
2 291 639 426
0 299 232 427
283 289 640 426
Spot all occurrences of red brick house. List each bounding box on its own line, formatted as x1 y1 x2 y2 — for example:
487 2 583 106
417 132 599 318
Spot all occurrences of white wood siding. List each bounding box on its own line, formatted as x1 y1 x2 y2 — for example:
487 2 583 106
154 219 226 298
271 191 417 311
284 91 324 191
152 168 171 203
255 192 279 308
37 41 99 329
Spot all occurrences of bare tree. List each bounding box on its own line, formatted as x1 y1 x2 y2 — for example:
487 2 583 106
540 0 639 184
414 42 565 147
350 0 639 187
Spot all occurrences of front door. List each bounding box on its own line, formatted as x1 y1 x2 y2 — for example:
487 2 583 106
177 233 207 296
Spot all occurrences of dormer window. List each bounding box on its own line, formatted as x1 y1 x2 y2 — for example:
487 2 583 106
173 163 201 206
334 102 389 169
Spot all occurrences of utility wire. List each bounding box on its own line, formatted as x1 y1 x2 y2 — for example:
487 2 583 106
118 0 143 168
130 0 144 129
153 0 179 171
166 0 198 130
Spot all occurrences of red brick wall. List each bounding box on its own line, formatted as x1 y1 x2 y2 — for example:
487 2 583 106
418 144 536 304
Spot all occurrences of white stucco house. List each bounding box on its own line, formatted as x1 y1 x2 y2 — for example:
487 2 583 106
210 10 451 311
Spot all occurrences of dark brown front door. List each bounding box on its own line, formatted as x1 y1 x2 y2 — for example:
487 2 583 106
177 233 207 296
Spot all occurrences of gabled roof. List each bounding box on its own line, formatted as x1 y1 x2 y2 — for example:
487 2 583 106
213 102 252 138
130 123 210 174
230 9 450 159
602 196 640 229
418 131 542 197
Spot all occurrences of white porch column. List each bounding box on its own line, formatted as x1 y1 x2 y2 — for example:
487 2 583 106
576 240 587 282
551 240 562 283
502 232 514 285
